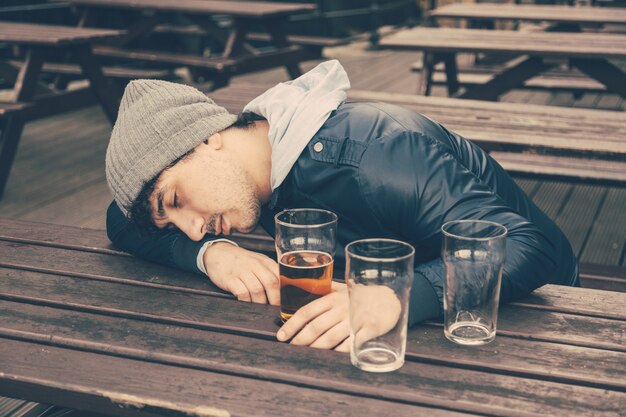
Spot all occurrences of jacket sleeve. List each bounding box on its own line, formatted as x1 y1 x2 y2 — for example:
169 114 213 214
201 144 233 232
361 131 561 327
106 201 215 275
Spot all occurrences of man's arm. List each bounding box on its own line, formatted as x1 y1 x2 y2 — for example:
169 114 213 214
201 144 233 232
277 129 575 346
364 130 571 327
107 200 206 274
106 201 280 304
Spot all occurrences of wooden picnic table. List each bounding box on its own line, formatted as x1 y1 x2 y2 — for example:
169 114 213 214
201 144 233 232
0 218 624 416
0 22 126 199
430 3 626 28
57 0 317 88
208 81 626 186
378 27 626 101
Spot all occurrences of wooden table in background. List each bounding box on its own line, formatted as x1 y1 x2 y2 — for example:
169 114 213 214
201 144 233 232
0 22 125 199
430 3 626 30
379 27 626 101
0 219 624 416
57 0 317 88
209 82 626 187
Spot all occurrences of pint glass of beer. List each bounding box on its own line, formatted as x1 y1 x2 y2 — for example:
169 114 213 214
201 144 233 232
275 209 338 322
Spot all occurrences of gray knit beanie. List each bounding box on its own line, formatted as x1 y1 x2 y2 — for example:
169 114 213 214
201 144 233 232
105 79 237 216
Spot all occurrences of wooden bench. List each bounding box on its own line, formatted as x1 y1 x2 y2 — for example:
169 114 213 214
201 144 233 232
152 23 351 58
92 44 310 76
579 263 626 293
3 60 174 92
34 62 173 81
58 0 318 88
410 59 608 94
209 82 626 188
0 22 125 199
379 27 626 100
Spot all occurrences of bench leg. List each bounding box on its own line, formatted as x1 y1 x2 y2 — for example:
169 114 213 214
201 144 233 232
73 45 120 125
439 53 459 97
458 56 554 101
570 59 626 100
0 115 26 198
11 48 45 103
417 52 436 96
210 73 231 91
264 18 302 79
0 61 52 96
283 62 302 80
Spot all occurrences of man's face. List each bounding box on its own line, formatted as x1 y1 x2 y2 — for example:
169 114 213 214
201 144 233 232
150 141 261 241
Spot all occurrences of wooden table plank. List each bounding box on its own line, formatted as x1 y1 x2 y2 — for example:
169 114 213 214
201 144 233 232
209 85 626 158
510 285 626 321
379 27 626 60
0 242 228 297
430 4 626 25
0 222 623 319
1 338 451 417
0 262 623 352
0 22 124 46
490 153 626 185
57 0 316 18
1 298 623 392
1 221 625 416
1 300 624 415
0 218 273 256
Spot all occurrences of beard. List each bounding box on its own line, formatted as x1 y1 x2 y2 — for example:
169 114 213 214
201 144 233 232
230 165 263 234
237 195 261 233
207 153 265 234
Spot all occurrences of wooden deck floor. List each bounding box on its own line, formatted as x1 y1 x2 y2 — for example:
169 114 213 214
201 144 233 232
1 45 625 267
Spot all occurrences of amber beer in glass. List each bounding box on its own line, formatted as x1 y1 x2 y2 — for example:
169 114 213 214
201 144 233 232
275 209 338 322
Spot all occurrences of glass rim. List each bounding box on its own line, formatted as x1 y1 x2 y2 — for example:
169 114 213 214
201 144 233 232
274 208 338 229
345 238 415 262
441 219 508 241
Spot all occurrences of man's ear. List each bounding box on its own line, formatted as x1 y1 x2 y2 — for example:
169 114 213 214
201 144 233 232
205 132 223 150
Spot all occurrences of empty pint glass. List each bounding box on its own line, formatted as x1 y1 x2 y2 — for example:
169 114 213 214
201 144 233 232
275 209 338 322
441 220 507 346
345 239 415 373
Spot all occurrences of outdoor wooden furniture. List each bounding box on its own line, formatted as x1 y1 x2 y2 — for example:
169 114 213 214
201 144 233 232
0 22 126 199
409 58 610 95
57 0 317 88
153 23 352 59
209 82 626 187
0 218 624 416
430 3 626 29
378 27 626 101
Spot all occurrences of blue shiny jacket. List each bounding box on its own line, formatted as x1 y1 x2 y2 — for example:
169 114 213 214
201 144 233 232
107 101 579 326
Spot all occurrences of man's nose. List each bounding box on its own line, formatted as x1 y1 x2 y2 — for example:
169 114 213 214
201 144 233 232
177 214 205 241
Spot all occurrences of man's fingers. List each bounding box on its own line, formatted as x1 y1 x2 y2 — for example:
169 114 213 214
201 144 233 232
334 336 351 352
290 308 344 346
354 324 381 349
239 272 268 304
308 320 350 350
227 279 251 302
255 253 280 276
277 295 333 342
255 264 280 306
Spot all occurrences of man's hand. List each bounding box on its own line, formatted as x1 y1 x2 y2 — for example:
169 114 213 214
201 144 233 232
349 284 401 349
203 243 280 305
276 282 403 352
276 282 351 352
